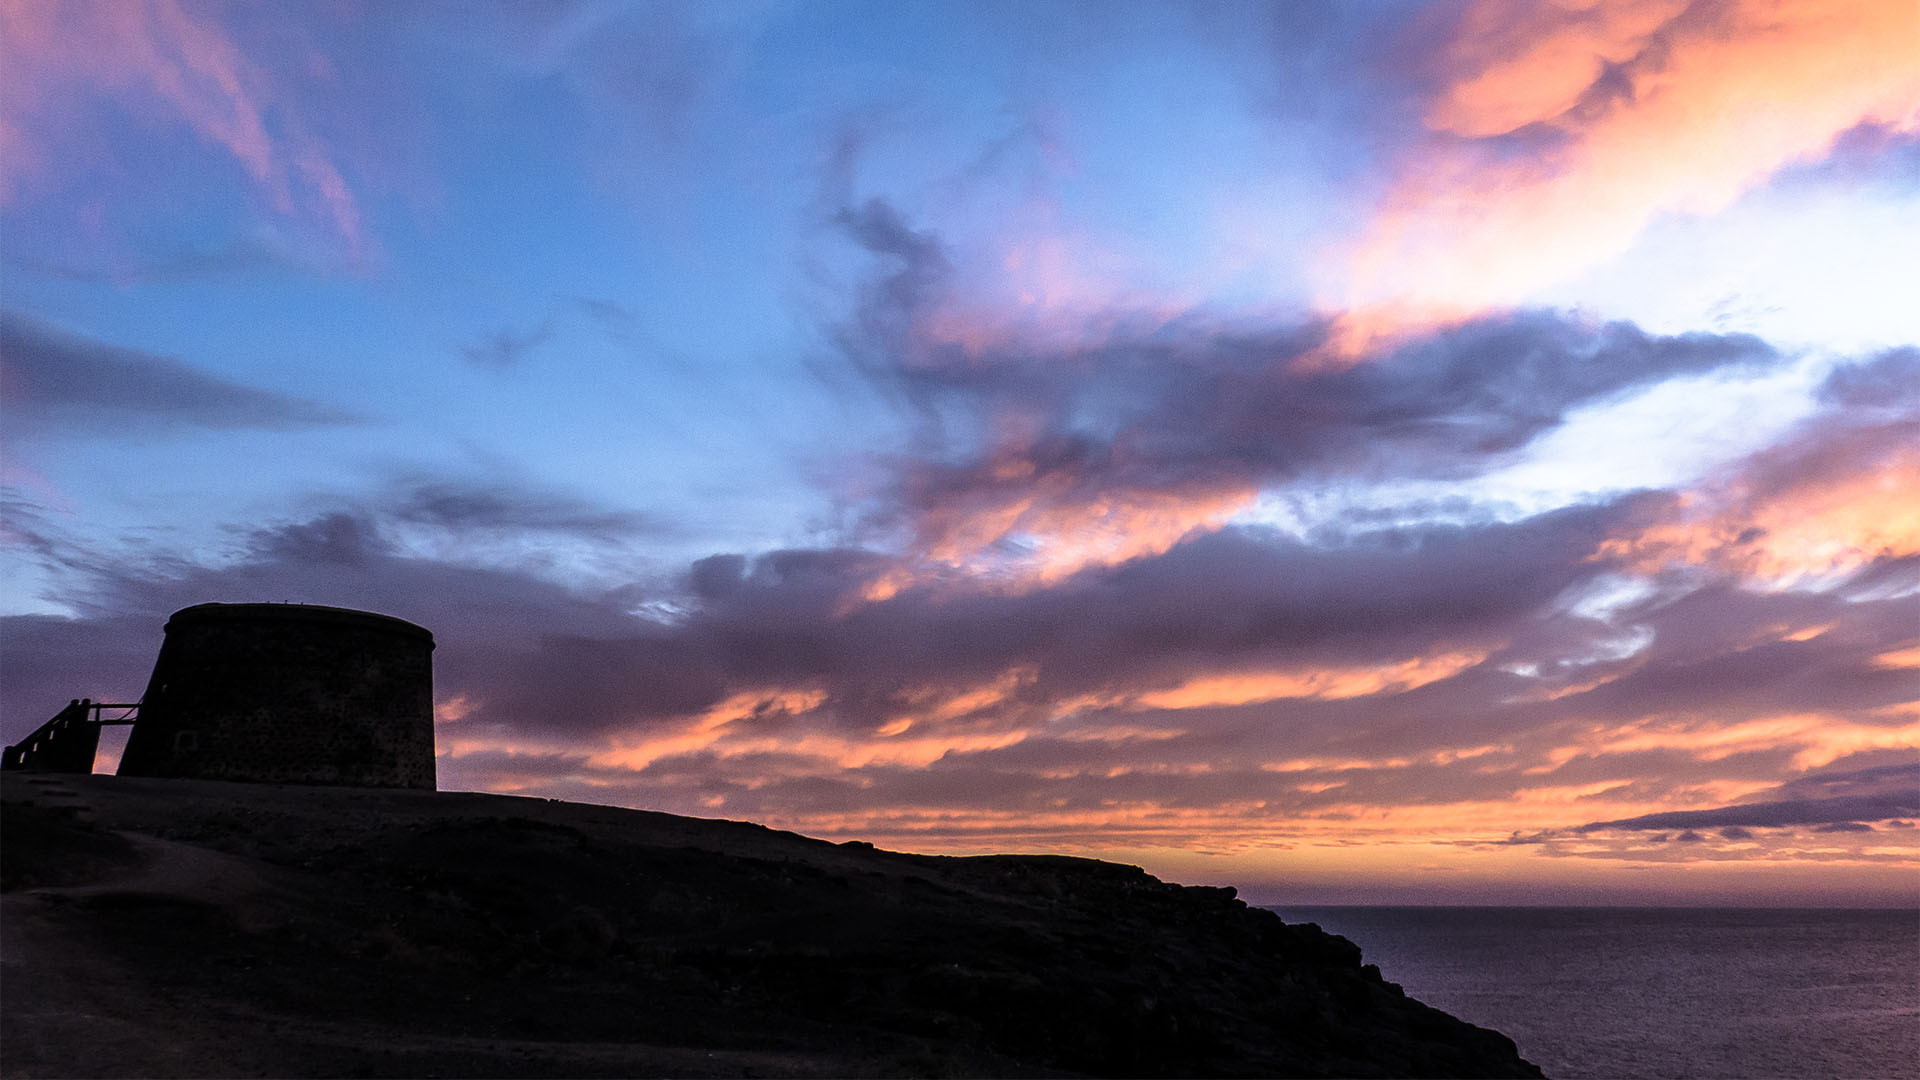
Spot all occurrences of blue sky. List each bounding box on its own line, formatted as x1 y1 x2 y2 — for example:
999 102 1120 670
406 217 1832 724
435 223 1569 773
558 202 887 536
4 0 1918 904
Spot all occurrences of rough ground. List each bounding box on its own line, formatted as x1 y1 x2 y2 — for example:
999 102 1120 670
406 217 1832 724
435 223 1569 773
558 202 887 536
2 773 1543 1078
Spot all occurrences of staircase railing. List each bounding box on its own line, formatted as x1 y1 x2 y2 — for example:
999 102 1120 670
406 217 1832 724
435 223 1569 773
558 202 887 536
3 699 140 773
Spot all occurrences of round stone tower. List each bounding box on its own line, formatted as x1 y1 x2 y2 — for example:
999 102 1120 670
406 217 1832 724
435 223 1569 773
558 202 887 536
117 603 436 790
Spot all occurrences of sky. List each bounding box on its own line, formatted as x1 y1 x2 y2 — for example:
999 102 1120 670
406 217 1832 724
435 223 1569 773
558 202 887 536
2 0 1917 906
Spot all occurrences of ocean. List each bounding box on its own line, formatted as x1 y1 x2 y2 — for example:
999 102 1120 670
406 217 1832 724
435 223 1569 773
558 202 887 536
1273 907 1920 1080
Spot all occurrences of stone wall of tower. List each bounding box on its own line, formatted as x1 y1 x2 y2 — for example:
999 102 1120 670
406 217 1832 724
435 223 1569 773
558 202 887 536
117 603 435 790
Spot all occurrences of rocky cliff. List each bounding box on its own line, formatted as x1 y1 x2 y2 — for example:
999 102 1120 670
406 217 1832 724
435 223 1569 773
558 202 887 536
2 773 1542 1078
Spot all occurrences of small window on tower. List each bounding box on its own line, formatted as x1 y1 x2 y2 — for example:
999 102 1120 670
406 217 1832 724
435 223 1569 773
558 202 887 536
174 730 199 753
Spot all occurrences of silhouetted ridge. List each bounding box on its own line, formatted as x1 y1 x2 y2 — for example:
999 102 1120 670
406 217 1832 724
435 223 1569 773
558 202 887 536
2 775 1542 1078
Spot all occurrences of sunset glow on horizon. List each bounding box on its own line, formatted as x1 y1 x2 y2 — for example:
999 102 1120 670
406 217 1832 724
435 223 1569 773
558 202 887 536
3 0 1916 906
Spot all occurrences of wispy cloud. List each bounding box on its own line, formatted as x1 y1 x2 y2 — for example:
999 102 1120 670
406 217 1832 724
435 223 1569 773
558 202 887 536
0 0 365 254
461 321 555 370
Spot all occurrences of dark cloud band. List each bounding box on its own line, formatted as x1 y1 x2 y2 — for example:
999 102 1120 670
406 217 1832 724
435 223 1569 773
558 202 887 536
0 311 358 432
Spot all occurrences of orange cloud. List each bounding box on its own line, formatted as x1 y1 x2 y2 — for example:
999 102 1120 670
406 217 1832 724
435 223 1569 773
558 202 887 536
1545 712 1920 771
1875 645 1920 670
860 470 1256 604
1598 439 1920 585
1728 455 1920 582
589 688 830 772
747 775 1887 859
1133 650 1488 711
433 694 479 724
961 485 1258 585
1325 0 1920 352
573 676 1070 777
891 666 1037 730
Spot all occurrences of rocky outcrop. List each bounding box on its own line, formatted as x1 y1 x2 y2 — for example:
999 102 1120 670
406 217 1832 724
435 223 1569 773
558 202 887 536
1 774 1541 1078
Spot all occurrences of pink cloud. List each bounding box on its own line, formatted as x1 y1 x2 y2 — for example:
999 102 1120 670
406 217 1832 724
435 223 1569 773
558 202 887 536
0 0 363 254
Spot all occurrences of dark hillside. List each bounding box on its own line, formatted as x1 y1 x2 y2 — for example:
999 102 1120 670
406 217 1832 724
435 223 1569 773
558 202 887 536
2 773 1541 1078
